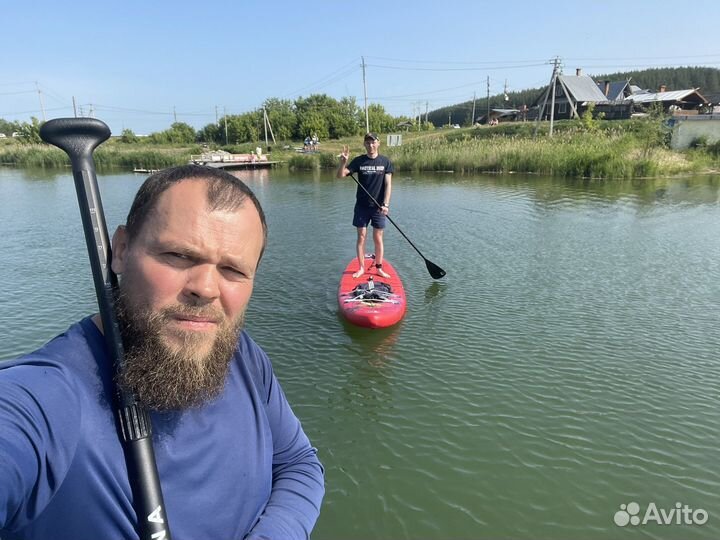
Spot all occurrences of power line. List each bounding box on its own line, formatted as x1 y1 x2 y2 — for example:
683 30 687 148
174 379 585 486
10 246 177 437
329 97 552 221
279 59 360 99
367 62 548 72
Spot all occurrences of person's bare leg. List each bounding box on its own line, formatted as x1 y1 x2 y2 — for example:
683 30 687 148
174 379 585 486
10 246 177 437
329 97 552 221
373 227 391 278
353 227 367 278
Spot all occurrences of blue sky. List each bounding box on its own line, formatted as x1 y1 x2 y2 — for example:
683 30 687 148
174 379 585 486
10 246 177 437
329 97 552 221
3 0 718 135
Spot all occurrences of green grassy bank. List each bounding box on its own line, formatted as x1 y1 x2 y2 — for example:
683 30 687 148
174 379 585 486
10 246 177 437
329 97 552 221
2 119 719 179
0 141 199 170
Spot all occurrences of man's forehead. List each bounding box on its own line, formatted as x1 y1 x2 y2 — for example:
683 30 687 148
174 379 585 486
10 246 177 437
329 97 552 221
144 179 257 227
161 178 209 200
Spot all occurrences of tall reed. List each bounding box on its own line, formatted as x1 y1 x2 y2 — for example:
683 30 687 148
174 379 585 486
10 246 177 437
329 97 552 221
387 126 701 178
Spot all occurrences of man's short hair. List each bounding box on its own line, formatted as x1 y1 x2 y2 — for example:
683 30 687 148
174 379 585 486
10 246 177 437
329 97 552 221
124 164 267 261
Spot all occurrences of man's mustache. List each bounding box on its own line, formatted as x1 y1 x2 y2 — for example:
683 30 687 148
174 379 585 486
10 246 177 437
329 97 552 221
156 304 226 323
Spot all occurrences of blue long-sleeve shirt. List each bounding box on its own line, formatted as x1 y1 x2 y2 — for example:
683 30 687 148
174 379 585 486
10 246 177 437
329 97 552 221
0 317 324 540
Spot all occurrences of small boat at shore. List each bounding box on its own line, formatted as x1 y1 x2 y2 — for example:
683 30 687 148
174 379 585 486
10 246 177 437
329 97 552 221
189 150 279 170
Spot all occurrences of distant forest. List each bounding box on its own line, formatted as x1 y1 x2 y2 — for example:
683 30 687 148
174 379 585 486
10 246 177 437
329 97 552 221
428 66 720 127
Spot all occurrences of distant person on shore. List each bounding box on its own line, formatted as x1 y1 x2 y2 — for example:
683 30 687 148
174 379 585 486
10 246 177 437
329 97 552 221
336 132 394 279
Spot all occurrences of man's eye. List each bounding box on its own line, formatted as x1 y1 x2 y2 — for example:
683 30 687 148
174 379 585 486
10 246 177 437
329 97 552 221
162 252 191 264
223 266 247 280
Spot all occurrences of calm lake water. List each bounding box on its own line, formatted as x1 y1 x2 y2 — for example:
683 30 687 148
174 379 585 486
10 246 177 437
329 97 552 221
1 166 719 540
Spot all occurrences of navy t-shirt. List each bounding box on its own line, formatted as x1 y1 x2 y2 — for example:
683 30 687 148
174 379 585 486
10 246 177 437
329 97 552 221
347 154 394 207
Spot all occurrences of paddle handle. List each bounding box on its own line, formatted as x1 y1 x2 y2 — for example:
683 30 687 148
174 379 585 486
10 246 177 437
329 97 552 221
40 118 171 540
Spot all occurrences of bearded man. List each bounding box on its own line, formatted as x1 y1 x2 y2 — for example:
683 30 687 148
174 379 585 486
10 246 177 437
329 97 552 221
0 165 325 540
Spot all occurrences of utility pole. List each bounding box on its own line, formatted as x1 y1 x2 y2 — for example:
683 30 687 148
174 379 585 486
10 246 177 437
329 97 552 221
486 76 490 124
263 106 268 148
35 82 46 121
548 57 560 137
215 105 218 124
264 108 276 145
173 106 177 123
413 101 422 130
72 96 78 118
534 57 561 137
425 101 429 124
471 92 476 126
361 56 369 133
224 106 228 145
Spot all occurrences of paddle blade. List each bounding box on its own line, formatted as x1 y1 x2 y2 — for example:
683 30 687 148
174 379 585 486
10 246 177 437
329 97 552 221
425 259 446 279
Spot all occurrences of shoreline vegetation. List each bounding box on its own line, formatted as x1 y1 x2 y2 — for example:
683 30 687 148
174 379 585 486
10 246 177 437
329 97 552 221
2 119 719 179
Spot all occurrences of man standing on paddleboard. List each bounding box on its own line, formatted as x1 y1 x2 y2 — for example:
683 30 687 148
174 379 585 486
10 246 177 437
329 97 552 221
337 132 395 279
0 165 325 540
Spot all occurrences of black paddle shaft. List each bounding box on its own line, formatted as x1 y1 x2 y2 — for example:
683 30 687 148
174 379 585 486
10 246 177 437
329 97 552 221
348 173 446 279
40 118 171 540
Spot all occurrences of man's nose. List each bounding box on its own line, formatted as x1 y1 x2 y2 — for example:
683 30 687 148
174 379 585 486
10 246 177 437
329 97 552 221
182 264 220 302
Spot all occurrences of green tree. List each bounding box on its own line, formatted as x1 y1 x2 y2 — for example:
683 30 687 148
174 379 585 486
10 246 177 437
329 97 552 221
120 128 139 144
263 98 297 141
148 122 196 144
296 110 327 141
0 118 21 137
329 97 360 138
16 117 43 144
197 123 223 144
294 94 361 140
366 103 396 134
579 103 604 132
226 113 261 144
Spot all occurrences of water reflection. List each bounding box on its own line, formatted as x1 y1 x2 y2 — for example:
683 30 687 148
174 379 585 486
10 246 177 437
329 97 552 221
423 281 447 305
338 317 400 367
408 171 720 207
228 168 271 185
328 323 398 427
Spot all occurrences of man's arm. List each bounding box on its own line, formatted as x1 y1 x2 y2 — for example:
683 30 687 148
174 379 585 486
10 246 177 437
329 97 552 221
381 172 392 214
0 362 79 531
246 350 325 540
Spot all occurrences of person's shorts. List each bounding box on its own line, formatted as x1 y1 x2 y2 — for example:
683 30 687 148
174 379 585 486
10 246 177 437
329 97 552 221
353 204 386 229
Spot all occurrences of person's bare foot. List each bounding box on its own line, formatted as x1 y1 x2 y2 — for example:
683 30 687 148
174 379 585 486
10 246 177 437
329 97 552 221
376 267 391 278
352 268 365 279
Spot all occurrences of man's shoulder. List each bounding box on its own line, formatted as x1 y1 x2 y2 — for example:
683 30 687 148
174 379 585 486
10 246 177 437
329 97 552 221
4 317 99 368
234 330 272 372
348 154 367 167
0 317 104 407
378 153 393 164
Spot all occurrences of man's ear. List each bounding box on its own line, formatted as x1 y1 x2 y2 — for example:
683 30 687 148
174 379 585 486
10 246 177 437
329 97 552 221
111 226 129 274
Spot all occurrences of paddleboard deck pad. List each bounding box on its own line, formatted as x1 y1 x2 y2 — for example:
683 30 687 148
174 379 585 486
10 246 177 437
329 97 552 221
338 254 407 328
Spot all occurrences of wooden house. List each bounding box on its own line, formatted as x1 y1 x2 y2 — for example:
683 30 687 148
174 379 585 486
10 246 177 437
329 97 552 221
626 87 709 114
530 68 613 121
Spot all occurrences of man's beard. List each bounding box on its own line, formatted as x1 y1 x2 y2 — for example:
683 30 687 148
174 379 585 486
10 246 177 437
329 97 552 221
114 288 244 411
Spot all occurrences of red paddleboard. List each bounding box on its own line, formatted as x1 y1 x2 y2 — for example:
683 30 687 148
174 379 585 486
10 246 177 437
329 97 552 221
338 254 407 329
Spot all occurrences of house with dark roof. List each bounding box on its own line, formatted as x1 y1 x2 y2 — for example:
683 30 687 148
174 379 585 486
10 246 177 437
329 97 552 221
530 68 622 121
475 108 521 125
596 79 632 100
626 87 709 113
